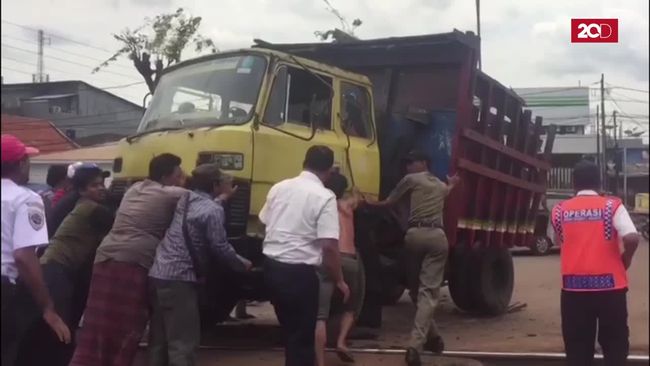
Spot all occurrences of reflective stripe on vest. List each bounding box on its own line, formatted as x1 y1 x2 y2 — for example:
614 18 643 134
554 196 627 291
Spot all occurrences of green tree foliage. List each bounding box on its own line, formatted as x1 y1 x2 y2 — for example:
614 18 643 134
95 8 217 94
314 0 362 42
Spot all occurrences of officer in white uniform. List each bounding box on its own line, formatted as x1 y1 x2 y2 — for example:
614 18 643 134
1 134 70 366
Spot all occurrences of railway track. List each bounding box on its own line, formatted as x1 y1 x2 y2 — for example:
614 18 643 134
137 344 650 365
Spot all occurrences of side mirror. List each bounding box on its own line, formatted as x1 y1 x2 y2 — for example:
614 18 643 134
142 92 152 113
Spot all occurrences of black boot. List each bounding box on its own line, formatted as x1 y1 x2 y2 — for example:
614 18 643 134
405 347 421 366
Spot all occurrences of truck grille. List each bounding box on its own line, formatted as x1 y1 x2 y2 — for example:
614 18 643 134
224 180 251 238
108 178 250 238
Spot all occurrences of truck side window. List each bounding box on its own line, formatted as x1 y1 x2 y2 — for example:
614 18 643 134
340 82 372 139
264 66 333 129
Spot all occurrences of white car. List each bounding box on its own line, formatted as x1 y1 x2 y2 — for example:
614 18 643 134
530 190 573 256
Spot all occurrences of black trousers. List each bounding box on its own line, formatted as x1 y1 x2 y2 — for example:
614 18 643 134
2 277 19 366
561 289 629 366
264 258 319 366
15 262 91 366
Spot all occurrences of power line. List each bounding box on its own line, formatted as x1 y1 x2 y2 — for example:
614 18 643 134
606 84 650 94
1 19 115 55
609 91 649 104
1 34 135 72
1 65 33 76
517 86 591 97
1 43 139 80
609 97 649 131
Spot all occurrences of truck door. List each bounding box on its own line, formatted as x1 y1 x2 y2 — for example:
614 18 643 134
250 63 347 216
337 80 380 198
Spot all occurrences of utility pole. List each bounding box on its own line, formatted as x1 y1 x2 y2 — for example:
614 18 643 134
476 0 481 70
596 104 600 166
33 29 50 83
613 110 618 145
613 110 619 195
600 74 607 184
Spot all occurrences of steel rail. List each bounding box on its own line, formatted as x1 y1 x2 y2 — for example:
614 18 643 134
140 343 649 364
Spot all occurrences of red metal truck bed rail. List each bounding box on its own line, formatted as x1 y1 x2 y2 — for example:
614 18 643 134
451 72 556 249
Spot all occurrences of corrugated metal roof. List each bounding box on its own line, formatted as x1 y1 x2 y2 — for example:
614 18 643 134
31 143 118 163
1 114 78 154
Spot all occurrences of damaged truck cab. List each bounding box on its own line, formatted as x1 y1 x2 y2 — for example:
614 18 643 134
110 48 380 325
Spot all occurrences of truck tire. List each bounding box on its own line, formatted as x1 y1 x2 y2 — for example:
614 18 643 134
199 265 240 330
530 236 552 256
473 247 514 315
448 244 480 313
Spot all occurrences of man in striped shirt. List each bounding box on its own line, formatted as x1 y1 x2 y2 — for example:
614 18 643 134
148 163 251 366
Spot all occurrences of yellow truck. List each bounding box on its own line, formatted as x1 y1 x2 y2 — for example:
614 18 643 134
110 32 554 327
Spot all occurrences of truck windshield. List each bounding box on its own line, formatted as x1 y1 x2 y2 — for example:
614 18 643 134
138 55 267 132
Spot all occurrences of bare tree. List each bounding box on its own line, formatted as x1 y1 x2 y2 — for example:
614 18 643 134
94 8 217 94
314 0 362 42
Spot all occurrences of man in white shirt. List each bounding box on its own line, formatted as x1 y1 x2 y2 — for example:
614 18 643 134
260 145 350 366
1 134 70 366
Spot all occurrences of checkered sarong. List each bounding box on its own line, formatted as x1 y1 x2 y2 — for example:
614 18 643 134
69 261 149 366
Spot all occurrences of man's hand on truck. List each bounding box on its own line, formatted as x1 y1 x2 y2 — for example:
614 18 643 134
446 174 461 190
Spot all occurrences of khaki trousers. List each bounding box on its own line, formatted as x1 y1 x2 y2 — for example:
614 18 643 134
404 227 449 351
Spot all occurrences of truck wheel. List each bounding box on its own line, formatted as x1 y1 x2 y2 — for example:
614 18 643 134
473 247 514 315
530 236 552 256
448 244 480 313
199 287 238 330
198 266 241 330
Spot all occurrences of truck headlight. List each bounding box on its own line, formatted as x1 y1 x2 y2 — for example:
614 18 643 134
197 152 244 171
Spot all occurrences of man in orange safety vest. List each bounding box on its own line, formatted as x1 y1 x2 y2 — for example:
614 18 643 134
551 160 640 366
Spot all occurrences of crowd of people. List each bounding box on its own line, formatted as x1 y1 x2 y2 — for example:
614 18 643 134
1 133 642 366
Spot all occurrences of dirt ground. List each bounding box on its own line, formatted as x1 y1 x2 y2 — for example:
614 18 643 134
204 242 649 353
135 242 649 365
363 243 649 354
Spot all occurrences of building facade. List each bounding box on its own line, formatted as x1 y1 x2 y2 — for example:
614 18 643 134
1 80 144 146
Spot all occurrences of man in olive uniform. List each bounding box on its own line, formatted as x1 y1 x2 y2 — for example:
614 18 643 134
367 151 460 366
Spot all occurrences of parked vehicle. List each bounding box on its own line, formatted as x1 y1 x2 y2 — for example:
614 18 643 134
108 31 555 327
631 193 649 241
530 190 573 256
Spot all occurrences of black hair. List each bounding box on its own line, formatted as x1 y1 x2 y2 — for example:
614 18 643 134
188 173 222 193
0 161 21 177
46 165 68 187
303 145 334 173
324 173 348 199
573 160 601 191
72 167 104 191
148 153 182 182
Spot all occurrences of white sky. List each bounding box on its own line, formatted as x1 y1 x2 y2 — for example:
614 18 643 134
1 0 648 134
